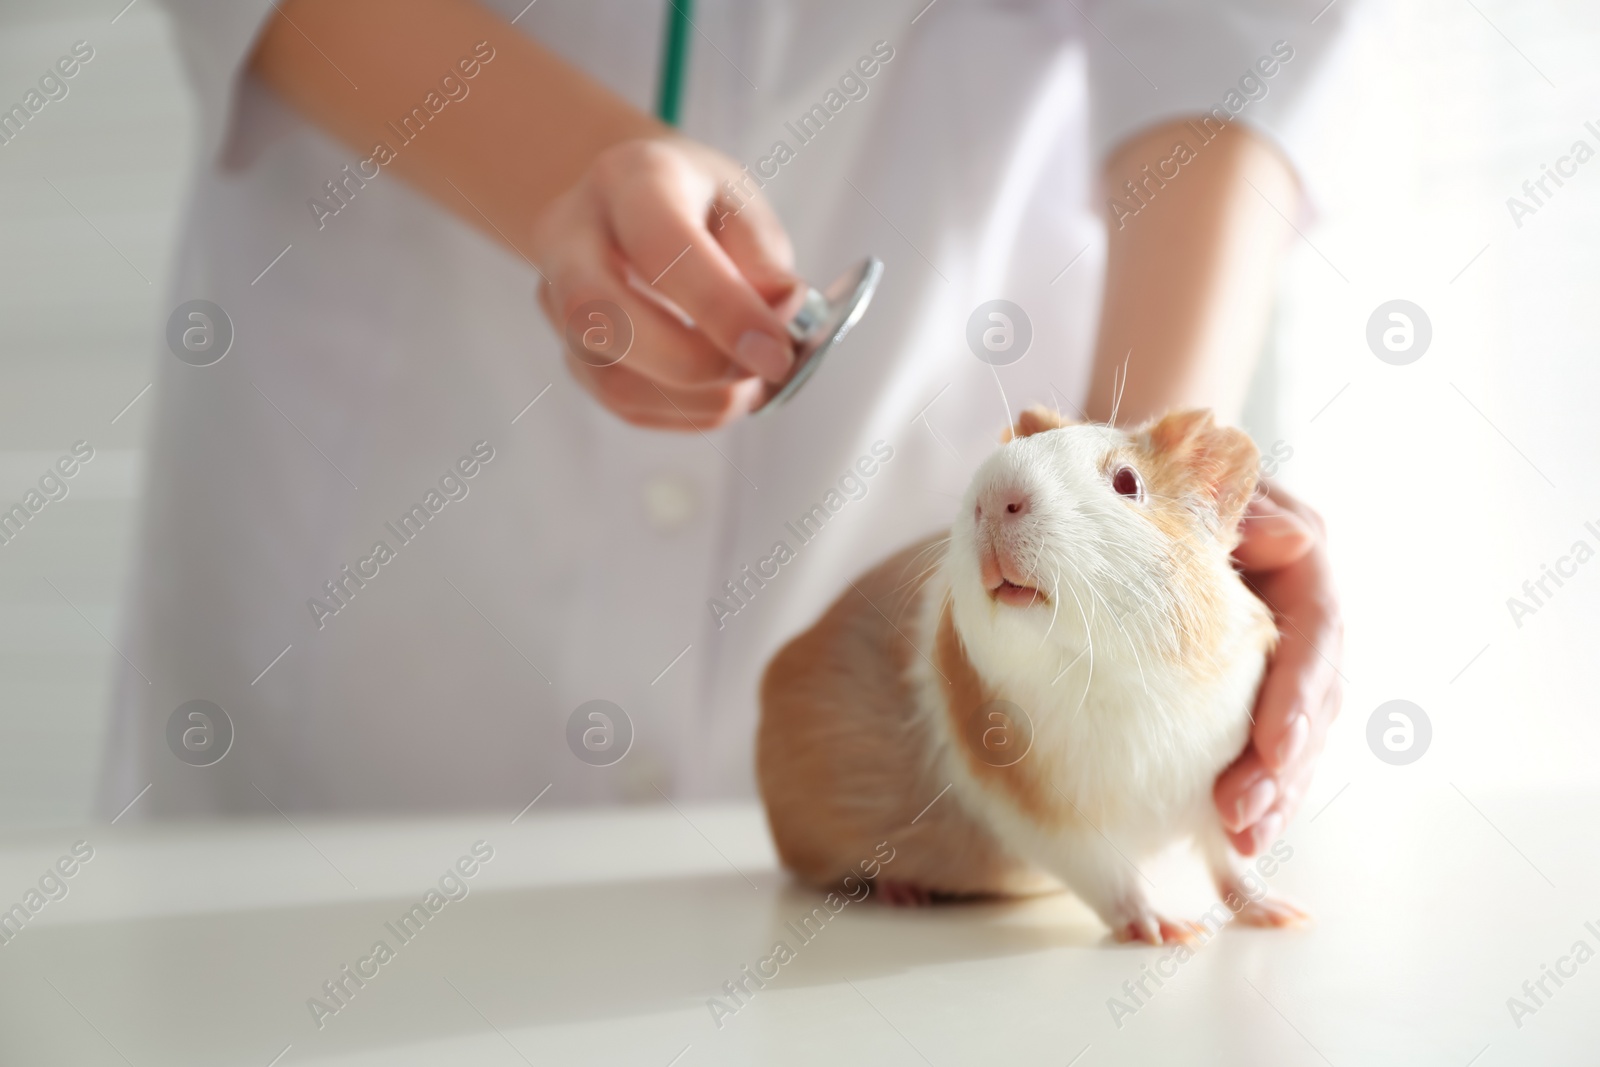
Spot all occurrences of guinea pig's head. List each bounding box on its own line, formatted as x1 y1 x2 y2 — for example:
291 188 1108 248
947 406 1261 664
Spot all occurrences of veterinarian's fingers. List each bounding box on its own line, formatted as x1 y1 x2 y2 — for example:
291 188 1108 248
1215 752 1275 836
1217 669 1339 852
1249 551 1344 775
1251 615 1335 772
1221 666 1339 852
603 142 796 382
539 232 748 389
1261 479 1328 539
564 355 765 429
1234 493 1314 571
709 182 800 305
1230 762 1316 854
1216 545 1339 842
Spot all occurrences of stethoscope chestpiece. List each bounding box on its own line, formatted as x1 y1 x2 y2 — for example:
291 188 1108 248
760 256 884 411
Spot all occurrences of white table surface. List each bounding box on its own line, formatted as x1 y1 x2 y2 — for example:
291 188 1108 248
1 784 1597 1066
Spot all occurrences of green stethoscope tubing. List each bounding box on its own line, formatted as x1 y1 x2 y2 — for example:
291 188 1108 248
649 0 885 408
655 0 694 125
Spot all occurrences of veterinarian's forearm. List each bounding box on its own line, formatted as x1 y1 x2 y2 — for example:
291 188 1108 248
250 0 663 261
1086 119 1301 425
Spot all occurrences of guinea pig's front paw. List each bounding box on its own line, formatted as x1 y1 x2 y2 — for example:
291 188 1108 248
1107 903 1206 946
1225 893 1310 929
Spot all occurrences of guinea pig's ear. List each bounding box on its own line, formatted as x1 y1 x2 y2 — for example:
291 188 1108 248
1002 406 1070 442
1140 409 1260 530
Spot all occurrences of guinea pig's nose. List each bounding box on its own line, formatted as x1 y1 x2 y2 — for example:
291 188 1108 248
977 486 1031 522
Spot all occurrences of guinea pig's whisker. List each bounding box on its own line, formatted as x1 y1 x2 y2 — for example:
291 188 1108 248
1108 350 1130 427
1054 557 1096 723
1038 565 1063 648
989 362 1013 428
891 537 952 596
899 536 952 579
1072 624 1095 725
1064 552 1149 695
1122 610 1151 696
1025 538 1051 591
891 566 942 599
1058 552 1097 619
1117 593 1173 692
905 534 951 567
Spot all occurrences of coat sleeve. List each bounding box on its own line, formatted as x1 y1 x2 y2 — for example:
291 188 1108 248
1081 0 1360 207
154 0 282 168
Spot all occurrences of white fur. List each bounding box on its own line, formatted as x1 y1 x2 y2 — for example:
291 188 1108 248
908 423 1268 933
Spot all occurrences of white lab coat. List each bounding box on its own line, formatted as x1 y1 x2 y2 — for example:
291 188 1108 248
99 0 1351 817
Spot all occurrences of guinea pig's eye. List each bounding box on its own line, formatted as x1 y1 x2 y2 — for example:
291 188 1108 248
1110 464 1144 502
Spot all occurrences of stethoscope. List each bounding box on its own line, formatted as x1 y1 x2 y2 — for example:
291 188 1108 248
655 0 882 409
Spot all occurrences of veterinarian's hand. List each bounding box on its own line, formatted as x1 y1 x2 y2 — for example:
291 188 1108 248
253 4 799 430
532 137 800 430
1214 482 1343 854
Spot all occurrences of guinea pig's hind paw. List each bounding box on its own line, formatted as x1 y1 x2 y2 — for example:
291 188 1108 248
1230 895 1311 928
1111 913 1205 946
875 880 934 907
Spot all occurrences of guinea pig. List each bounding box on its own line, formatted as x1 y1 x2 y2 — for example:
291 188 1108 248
757 406 1305 944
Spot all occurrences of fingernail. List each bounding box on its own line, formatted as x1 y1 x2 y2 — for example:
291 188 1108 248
1234 776 1277 829
736 330 793 382
1253 811 1285 849
1273 713 1308 769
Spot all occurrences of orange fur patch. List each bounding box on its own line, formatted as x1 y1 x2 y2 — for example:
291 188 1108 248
757 539 1049 897
1136 409 1260 537
1106 410 1274 675
936 601 1069 829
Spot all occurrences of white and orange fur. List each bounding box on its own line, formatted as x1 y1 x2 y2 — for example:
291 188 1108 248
758 407 1306 945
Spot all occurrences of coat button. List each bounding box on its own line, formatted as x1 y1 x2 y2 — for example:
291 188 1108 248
643 473 697 533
